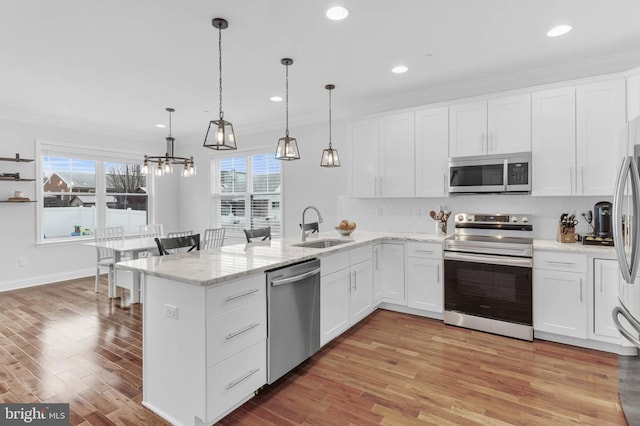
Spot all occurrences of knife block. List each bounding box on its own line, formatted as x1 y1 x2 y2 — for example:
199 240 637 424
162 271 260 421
557 224 576 243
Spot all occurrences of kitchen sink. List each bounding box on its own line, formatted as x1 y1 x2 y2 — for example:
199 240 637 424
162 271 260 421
293 239 349 249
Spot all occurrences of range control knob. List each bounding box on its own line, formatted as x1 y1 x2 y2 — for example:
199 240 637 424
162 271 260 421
511 216 519 223
456 214 465 222
522 217 529 223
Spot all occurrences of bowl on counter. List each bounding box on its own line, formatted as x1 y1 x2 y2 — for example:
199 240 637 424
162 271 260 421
335 226 356 236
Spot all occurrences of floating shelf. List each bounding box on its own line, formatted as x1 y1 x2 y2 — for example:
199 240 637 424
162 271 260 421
0 153 34 162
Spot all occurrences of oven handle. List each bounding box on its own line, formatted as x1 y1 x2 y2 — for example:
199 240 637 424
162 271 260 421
444 251 533 268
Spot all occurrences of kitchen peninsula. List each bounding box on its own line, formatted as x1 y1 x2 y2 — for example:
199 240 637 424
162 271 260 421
118 230 630 426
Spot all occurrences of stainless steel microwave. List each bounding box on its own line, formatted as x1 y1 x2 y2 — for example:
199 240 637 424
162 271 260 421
448 152 531 194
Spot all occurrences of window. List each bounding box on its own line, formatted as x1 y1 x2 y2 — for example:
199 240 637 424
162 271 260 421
38 143 148 242
212 153 281 244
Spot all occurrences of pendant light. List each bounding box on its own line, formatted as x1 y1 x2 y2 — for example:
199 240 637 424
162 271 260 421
142 108 196 177
204 18 237 150
275 58 300 161
320 84 341 167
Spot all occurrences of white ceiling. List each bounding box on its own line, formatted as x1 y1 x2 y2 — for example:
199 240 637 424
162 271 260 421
2 0 640 140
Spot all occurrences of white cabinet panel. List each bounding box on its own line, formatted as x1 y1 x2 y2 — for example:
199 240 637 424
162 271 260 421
379 113 415 197
320 267 351 346
350 259 374 324
407 257 442 313
531 87 576 196
349 118 379 197
374 243 406 302
449 101 487 157
487 94 532 155
534 269 587 339
593 259 622 341
576 78 626 196
415 107 449 197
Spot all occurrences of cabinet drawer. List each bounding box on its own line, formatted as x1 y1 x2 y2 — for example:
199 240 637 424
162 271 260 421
206 274 265 316
406 242 442 259
207 299 266 366
350 245 372 265
534 251 586 273
206 340 266 423
321 252 350 276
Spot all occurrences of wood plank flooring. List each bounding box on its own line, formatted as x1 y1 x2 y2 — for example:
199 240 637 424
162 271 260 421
0 276 629 425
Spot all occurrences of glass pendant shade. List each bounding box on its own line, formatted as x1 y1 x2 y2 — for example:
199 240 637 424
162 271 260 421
204 18 237 151
204 117 236 150
320 83 341 167
320 147 340 167
275 134 300 161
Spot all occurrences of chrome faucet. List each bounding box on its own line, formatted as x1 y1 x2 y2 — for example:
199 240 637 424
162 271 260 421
301 206 323 241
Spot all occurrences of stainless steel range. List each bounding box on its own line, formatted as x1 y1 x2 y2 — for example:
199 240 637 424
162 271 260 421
444 213 533 341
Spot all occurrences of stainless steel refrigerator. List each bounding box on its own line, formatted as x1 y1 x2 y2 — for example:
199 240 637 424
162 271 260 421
612 115 640 424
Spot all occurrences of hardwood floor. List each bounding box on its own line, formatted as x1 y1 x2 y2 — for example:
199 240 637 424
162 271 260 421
0 277 628 425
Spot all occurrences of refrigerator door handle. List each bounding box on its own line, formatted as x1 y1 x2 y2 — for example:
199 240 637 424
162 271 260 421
613 156 640 283
613 299 640 349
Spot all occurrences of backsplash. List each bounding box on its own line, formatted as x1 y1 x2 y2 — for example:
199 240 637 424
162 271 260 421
339 195 612 240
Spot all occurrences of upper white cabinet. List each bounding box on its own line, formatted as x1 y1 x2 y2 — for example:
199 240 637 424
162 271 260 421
532 78 626 196
576 79 626 196
531 87 576 196
415 107 449 197
449 94 531 158
349 112 415 197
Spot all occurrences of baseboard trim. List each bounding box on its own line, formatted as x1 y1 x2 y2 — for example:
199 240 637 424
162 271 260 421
0 268 95 292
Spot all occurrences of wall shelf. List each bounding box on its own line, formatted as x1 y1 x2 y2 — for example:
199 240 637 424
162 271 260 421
0 153 34 162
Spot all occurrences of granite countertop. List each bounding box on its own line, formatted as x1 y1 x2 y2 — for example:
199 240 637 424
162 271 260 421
116 231 447 286
116 230 620 286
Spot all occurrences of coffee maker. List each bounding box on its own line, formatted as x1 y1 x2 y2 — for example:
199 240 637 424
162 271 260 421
583 201 614 246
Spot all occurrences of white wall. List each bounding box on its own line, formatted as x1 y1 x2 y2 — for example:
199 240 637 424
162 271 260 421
0 117 179 291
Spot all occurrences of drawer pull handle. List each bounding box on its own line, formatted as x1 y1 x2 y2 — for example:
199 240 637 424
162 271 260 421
413 250 435 254
226 323 260 340
225 288 259 302
545 261 576 266
225 368 260 390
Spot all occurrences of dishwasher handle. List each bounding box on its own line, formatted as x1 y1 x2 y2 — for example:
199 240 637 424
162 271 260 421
270 267 321 287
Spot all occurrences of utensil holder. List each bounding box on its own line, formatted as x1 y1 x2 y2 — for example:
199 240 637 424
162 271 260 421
557 224 576 243
436 221 447 235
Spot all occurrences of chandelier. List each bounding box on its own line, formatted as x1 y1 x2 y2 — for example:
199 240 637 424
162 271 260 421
142 108 196 177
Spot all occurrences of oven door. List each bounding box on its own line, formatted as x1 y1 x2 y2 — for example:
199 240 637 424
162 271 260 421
444 251 532 325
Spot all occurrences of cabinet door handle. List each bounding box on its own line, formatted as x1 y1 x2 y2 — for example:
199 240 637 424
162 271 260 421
352 271 357 291
437 264 440 284
579 277 583 302
443 171 447 194
569 166 573 194
374 248 379 271
481 133 485 153
489 133 493 152
225 322 260 340
224 288 259 302
600 266 603 294
580 166 585 193
225 368 260 390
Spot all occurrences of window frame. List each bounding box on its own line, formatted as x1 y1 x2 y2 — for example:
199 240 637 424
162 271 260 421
211 148 283 245
36 139 154 244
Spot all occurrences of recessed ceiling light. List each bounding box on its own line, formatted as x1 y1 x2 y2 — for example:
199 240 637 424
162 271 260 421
326 6 349 21
547 25 572 37
155 124 166 128
270 96 283 102
392 65 408 74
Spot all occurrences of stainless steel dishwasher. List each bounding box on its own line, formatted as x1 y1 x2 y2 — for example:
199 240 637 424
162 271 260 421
266 258 321 384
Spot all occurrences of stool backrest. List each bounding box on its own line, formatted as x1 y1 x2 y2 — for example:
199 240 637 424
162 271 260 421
155 234 200 256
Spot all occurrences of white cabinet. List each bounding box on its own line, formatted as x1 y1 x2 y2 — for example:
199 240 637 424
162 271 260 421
533 251 587 339
531 87 576 196
532 79 625 196
349 112 415 197
373 242 406 303
576 79 626 196
592 259 622 341
449 94 531 158
143 273 266 426
415 107 449 197
406 242 443 314
320 246 374 346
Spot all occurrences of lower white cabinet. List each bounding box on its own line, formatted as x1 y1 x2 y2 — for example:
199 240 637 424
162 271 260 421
406 242 443 314
143 273 266 426
320 246 373 346
373 242 406 303
533 251 587 339
592 258 621 342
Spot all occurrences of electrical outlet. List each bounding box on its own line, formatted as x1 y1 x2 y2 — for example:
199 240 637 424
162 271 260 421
165 304 179 320
18 257 27 267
